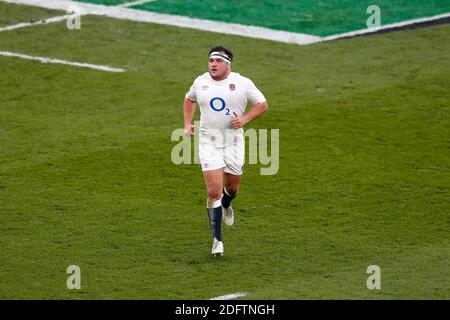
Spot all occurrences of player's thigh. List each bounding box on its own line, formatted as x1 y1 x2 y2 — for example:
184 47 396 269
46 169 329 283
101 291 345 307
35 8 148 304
198 140 225 172
202 168 224 199
224 140 245 177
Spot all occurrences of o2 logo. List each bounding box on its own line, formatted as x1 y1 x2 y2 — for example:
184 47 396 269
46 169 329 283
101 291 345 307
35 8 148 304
210 97 231 115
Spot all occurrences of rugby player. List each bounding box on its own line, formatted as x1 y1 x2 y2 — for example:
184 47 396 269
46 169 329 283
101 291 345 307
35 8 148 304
183 46 268 256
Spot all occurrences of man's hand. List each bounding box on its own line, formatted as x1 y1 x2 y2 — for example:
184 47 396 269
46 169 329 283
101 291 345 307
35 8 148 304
183 98 196 137
231 112 248 129
184 124 195 137
230 102 268 129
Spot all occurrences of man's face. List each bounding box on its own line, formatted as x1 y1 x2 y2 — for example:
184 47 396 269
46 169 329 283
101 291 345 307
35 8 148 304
208 56 230 80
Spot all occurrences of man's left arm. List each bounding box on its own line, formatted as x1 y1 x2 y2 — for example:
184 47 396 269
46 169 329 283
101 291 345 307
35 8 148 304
231 101 268 129
232 78 268 128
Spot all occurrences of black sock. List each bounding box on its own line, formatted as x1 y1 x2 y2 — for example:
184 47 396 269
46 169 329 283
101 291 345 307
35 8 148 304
207 206 222 241
221 189 237 209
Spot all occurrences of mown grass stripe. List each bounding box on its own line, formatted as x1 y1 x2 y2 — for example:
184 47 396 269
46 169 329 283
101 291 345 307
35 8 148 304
0 0 322 45
0 14 72 32
0 50 125 72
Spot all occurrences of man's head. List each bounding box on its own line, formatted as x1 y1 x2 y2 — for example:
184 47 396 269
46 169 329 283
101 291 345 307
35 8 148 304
208 46 233 81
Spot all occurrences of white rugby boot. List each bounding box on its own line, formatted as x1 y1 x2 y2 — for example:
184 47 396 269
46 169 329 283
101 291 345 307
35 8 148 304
211 238 224 256
222 205 234 226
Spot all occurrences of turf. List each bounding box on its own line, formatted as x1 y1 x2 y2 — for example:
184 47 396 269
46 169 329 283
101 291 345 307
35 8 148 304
0 2 449 299
0 2 65 26
77 0 450 36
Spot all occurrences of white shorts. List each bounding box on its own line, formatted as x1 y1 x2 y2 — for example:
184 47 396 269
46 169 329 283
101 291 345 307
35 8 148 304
198 138 245 175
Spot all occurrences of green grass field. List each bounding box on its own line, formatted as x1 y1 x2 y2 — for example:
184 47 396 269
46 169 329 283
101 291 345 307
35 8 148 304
77 0 450 36
0 1 449 299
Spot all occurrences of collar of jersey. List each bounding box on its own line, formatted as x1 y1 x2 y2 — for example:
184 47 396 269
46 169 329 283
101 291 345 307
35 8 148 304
206 72 237 85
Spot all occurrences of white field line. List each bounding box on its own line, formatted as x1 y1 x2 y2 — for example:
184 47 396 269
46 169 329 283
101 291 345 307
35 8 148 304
0 51 125 72
0 0 322 45
319 11 450 43
118 0 157 8
0 14 74 32
1 0 449 44
210 292 247 300
0 0 152 33
0 1 119 71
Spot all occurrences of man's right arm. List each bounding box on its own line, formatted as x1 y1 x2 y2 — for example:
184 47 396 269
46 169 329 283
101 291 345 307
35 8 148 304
183 98 196 137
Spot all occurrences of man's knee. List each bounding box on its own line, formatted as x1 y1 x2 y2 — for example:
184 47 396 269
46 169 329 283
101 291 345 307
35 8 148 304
225 186 239 196
207 187 222 200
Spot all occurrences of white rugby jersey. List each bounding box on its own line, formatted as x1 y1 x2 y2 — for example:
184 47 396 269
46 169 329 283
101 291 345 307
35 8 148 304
185 72 266 139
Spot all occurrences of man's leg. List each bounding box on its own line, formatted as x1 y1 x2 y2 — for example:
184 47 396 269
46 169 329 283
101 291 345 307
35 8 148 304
222 172 241 209
220 172 241 226
222 137 244 220
203 168 225 255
